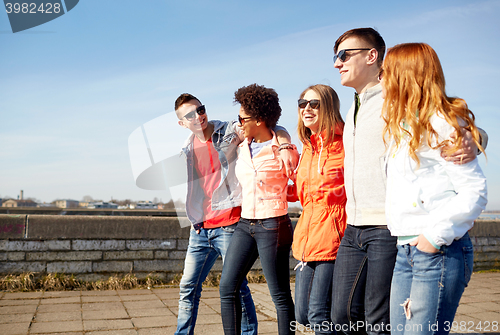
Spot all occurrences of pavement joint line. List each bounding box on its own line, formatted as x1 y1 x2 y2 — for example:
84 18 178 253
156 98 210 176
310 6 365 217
27 292 43 334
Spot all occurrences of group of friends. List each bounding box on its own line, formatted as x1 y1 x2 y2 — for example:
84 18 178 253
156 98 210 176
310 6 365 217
172 27 488 335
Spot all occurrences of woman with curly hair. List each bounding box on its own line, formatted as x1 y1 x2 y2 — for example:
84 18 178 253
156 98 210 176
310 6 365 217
287 84 346 334
381 43 487 334
219 84 296 335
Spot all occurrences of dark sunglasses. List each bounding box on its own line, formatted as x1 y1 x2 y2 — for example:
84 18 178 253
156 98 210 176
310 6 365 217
298 99 320 109
183 105 206 120
333 48 372 63
238 115 253 125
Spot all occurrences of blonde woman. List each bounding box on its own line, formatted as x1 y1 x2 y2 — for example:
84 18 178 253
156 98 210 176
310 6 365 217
288 84 346 334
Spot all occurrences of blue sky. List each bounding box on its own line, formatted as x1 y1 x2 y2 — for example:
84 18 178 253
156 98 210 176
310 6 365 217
1 0 499 210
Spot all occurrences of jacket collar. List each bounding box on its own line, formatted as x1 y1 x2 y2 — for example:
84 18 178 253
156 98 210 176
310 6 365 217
309 125 344 149
181 119 223 153
239 130 278 163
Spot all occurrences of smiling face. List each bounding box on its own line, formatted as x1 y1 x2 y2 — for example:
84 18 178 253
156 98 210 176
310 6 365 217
237 106 257 139
300 89 321 134
177 99 208 138
334 37 375 93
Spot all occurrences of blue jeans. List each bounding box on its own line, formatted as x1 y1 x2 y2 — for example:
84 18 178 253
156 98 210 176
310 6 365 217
331 225 397 335
220 215 295 335
390 233 473 335
295 261 336 335
175 224 258 335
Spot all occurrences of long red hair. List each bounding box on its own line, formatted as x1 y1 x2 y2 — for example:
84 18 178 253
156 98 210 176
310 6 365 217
382 43 483 164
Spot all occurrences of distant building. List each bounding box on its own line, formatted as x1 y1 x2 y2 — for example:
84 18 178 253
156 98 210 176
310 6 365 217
88 201 118 209
131 201 158 209
37 202 57 208
55 199 80 208
2 199 37 207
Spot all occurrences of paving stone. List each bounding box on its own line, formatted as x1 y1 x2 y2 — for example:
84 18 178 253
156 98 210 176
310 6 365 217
40 296 80 304
126 308 174 318
0 313 34 324
35 311 82 322
82 302 125 311
82 295 122 303
123 300 165 310
0 299 39 306
30 320 84 333
43 291 81 298
83 319 134 331
116 289 153 296
37 303 81 313
0 322 30 335
120 294 160 301
160 298 178 307
137 327 177 335
83 309 129 320
2 291 42 300
0 304 38 315
82 290 118 296
153 291 179 299
131 315 177 328
86 330 138 335
186 323 224 334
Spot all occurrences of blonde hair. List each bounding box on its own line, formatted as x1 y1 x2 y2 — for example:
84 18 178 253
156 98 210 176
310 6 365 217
297 84 344 146
382 43 484 164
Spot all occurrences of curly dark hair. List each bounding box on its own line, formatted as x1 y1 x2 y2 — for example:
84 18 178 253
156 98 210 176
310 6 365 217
234 84 281 129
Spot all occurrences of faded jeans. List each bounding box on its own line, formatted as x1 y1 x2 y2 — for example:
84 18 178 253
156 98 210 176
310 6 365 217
175 224 257 335
390 233 473 335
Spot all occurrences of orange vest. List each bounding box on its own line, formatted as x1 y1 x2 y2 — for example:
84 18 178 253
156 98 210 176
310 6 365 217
289 127 347 262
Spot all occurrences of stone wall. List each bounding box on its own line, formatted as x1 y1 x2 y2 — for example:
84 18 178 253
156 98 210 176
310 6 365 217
0 215 498 280
0 214 296 281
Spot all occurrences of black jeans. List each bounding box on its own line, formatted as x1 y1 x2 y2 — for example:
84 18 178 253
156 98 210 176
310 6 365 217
331 225 397 335
220 215 295 335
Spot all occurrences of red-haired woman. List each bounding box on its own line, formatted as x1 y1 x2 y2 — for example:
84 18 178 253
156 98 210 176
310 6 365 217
381 43 487 334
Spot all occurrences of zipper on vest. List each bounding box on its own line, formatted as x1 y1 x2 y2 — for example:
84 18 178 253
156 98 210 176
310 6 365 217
254 169 257 218
302 148 315 263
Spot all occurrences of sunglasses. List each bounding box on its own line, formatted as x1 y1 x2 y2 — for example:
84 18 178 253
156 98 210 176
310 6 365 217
238 115 253 125
298 99 320 109
333 48 372 63
183 105 206 120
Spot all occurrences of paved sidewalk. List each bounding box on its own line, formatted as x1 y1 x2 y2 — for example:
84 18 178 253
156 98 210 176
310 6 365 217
0 272 499 335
